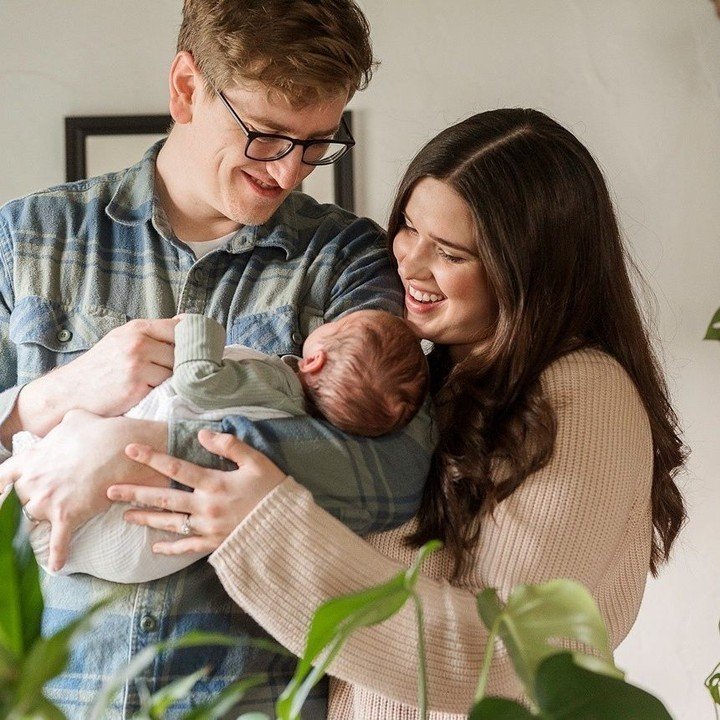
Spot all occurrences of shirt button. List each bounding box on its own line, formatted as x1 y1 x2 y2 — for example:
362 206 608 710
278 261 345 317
139 614 158 633
291 332 303 344
56 328 72 343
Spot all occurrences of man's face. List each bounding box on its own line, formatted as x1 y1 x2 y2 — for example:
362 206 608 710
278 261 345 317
186 81 348 228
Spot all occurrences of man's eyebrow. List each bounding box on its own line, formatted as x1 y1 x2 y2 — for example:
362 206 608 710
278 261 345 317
244 114 340 138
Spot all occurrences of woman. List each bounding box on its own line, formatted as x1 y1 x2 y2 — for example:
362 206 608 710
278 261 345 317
110 109 687 716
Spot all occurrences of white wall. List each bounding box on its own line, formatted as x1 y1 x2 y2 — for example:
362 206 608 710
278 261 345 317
1 2 718 717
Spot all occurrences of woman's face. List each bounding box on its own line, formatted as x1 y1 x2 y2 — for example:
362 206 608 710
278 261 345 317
392 177 496 362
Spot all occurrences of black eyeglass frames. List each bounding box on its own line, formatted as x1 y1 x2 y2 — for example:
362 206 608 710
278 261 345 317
217 90 355 166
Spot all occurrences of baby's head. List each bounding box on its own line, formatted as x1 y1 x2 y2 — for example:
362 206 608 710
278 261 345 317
297 310 429 437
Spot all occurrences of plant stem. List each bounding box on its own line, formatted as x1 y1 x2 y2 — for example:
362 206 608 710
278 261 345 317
474 617 500 703
412 592 429 720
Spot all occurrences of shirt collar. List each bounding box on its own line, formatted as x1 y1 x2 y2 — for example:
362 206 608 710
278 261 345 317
106 140 163 227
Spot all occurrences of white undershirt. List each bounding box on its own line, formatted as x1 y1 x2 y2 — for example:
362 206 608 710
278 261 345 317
184 230 237 259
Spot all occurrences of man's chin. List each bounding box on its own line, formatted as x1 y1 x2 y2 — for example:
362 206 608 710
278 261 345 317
228 198 288 227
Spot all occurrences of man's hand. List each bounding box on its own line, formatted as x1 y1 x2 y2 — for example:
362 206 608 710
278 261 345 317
10 317 180 439
0 410 169 571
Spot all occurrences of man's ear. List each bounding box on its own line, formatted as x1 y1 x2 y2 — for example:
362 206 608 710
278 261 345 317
297 350 328 376
168 51 199 125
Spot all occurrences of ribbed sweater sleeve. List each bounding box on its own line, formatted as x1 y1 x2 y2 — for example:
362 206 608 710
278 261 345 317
209 349 654 716
171 313 306 415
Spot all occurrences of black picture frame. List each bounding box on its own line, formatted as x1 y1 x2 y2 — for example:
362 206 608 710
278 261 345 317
333 110 355 213
65 111 355 212
65 114 172 182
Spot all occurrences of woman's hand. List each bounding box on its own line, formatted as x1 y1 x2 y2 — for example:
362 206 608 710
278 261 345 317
0 410 168 571
108 429 288 555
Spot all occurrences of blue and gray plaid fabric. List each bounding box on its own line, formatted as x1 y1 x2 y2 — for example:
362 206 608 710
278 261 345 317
0 142 435 718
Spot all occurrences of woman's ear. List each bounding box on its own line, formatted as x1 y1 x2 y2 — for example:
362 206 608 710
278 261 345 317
168 51 199 125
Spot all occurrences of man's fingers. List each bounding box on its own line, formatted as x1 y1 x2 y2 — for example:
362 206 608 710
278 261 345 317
123 443 210 489
108 482 194 514
143 362 174 388
137 317 182 345
48 522 73 573
0 457 20 492
143 342 177 373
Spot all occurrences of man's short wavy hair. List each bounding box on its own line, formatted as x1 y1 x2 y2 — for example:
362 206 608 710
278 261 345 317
177 0 376 106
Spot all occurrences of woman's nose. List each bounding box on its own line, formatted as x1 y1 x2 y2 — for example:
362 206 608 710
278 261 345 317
398 240 431 280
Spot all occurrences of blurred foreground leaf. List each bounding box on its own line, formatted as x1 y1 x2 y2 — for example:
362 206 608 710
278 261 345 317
276 540 441 720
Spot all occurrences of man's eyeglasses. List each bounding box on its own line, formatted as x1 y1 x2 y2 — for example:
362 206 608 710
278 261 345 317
217 90 355 166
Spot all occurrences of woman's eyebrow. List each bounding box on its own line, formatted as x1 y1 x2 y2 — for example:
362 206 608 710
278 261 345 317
403 212 474 253
429 234 472 253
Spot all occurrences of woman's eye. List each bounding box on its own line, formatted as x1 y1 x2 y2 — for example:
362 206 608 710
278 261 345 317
400 215 418 233
437 248 464 263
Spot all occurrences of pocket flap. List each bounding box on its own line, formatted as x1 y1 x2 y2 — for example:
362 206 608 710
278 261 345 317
227 304 299 356
9 296 127 353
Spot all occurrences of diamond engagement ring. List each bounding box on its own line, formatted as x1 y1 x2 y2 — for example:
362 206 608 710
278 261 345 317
21 503 39 525
180 514 192 536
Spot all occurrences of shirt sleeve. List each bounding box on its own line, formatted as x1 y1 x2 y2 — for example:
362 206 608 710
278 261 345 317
0 216 19 461
208 352 654 713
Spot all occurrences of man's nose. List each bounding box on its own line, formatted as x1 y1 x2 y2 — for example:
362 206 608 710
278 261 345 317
266 147 306 190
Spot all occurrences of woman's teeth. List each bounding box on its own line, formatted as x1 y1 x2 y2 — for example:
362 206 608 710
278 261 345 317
409 285 445 303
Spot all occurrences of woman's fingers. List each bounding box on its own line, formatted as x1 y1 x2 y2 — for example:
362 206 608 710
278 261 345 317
197 430 258 467
152 536 217 555
124 508 187 533
123 508 219 555
107 483 194 514
124 443 212 490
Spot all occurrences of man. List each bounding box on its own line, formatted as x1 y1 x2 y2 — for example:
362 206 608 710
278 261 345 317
0 2 433 717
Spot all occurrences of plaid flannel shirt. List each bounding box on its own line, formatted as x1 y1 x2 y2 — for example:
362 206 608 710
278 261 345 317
0 143 435 718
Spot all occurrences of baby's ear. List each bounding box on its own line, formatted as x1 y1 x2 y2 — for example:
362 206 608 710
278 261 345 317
297 350 327 376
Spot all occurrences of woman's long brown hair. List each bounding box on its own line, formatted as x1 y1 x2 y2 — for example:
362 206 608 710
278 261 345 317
391 110 687 578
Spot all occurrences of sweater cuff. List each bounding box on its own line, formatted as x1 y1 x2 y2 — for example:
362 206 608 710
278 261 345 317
211 476 312 564
174 314 226 368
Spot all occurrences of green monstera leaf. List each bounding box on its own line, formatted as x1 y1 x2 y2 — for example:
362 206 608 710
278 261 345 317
475 579 621 706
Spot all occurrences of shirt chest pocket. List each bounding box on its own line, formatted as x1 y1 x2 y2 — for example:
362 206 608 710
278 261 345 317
226 305 305 356
9 296 127 384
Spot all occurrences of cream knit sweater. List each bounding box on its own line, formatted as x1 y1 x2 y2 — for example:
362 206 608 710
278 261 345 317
210 348 654 719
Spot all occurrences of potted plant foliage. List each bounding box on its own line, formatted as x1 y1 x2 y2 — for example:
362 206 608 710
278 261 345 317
0 493 684 719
